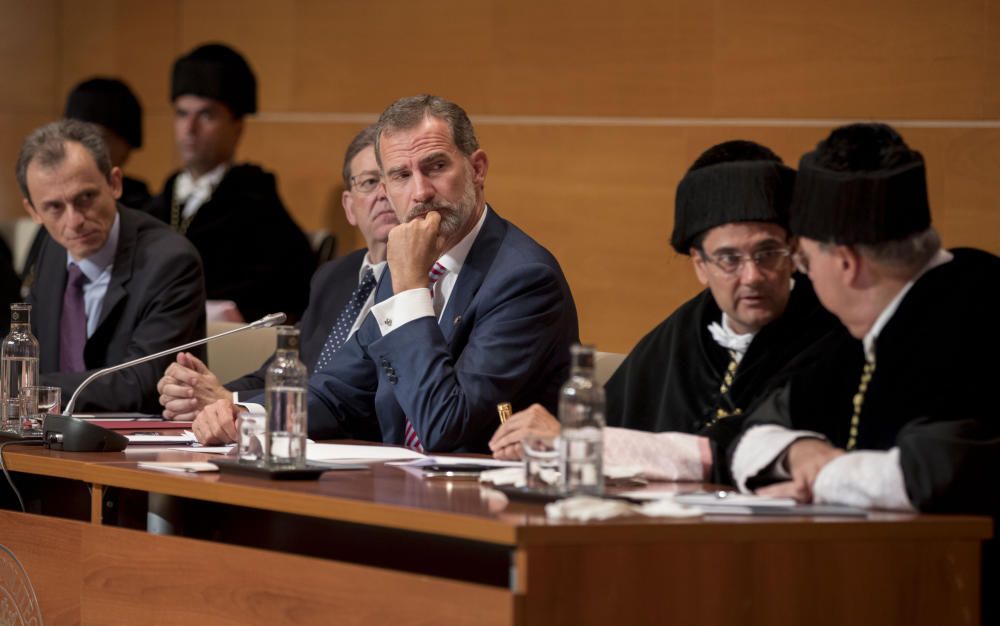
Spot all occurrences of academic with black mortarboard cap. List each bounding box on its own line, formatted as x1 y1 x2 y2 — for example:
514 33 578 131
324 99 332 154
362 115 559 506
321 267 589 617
729 123 1000 621
490 141 840 485
146 43 315 323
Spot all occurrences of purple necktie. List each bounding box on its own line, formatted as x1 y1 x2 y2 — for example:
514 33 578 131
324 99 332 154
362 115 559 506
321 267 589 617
59 263 88 372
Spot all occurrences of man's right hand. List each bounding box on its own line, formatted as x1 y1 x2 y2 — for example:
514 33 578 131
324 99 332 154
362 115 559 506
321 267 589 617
386 210 447 293
192 398 241 444
157 352 230 421
488 403 561 461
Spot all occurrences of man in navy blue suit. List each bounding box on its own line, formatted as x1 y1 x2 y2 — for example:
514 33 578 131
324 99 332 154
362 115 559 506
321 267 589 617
192 95 579 453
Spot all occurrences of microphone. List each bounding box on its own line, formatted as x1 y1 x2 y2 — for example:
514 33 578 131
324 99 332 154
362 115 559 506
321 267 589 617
62 312 287 415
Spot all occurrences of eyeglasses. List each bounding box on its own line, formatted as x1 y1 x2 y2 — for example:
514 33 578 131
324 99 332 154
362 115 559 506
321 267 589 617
700 247 791 275
350 174 381 194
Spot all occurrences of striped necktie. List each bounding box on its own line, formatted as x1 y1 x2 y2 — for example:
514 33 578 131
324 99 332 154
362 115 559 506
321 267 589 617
403 262 448 452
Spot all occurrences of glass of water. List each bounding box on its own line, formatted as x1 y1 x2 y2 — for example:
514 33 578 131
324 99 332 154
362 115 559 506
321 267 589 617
20 385 60 434
237 412 265 464
523 433 561 492
1 396 26 433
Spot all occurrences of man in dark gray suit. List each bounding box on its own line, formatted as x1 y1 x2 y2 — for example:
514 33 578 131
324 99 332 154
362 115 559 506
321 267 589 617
17 119 205 412
156 125 399 420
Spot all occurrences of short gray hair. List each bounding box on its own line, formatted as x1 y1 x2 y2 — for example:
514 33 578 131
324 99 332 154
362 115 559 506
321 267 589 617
374 95 479 170
856 227 941 272
342 125 378 188
16 119 112 205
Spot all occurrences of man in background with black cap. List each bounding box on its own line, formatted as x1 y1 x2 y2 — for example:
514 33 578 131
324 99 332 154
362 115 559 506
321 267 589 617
728 123 1000 620
491 141 838 483
147 43 314 323
64 77 150 209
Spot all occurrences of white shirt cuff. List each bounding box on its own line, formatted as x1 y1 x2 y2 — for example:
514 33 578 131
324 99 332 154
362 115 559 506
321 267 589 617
812 447 915 511
731 424 828 492
369 288 435 336
239 402 266 417
603 427 706 481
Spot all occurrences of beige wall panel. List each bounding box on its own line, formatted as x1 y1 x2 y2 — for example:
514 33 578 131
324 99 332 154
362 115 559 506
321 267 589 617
56 0 116 96
0 0 57 114
106 0 180 116
986 2 1000 117
293 0 494 113
0 113 59 220
708 0 989 119
239 120 376 249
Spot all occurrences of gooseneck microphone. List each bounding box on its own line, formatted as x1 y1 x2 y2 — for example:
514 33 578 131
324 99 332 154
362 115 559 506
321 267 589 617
62 312 287 415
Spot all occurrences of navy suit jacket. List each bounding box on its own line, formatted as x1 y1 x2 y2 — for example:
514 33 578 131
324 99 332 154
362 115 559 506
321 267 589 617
30 206 206 412
307 207 579 453
225 248 367 394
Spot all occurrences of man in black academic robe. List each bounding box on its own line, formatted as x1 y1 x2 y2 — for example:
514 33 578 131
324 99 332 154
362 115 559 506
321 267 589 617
490 140 839 483
146 43 314 323
727 123 1000 623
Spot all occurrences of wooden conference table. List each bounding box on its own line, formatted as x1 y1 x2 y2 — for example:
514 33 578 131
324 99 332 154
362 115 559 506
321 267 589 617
0 443 990 625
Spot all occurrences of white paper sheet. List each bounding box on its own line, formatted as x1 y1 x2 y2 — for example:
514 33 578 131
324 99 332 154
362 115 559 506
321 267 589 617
127 431 198 445
136 461 219 474
306 442 426 462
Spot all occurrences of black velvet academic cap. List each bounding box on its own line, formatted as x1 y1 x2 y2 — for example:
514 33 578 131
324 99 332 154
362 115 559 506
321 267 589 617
671 157 796 254
171 43 257 117
64 78 143 148
790 124 931 245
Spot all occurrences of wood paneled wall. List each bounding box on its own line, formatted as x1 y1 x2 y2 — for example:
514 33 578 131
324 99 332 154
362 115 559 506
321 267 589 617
2 0 998 352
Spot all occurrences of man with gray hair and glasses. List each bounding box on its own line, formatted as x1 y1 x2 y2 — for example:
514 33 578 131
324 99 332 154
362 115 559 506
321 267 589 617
192 95 579 452
17 119 205 412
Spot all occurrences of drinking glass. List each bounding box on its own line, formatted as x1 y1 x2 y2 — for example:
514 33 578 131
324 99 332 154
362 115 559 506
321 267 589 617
1 396 25 433
237 412 265 463
20 385 60 434
523 433 561 491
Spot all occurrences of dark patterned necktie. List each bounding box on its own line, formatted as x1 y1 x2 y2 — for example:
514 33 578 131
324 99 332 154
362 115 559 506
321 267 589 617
315 268 378 370
59 263 89 372
403 262 449 452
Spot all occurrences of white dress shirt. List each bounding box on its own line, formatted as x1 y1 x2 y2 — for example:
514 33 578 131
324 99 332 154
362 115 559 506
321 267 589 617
174 163 228 220
68 212 120 338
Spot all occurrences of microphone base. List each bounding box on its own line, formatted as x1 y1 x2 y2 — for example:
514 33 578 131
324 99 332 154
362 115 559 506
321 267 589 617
43 414 128 452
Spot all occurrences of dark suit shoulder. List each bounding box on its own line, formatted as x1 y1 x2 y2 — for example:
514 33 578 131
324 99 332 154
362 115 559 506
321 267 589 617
310 248 367 289
120 206 200 260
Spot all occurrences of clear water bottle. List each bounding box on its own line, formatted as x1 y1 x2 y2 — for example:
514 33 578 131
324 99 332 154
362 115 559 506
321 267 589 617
558 344 605 495
1 303 39 432
265 326 308 467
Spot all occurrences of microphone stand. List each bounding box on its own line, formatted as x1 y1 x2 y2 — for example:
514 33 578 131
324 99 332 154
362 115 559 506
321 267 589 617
62 312 287 415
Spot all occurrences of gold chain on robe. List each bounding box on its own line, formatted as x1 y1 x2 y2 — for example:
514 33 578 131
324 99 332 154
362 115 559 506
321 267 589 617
846 357 876 450
706 351 743 427
170 195 196 235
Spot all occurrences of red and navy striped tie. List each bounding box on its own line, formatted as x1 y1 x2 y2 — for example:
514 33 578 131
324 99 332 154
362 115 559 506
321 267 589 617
402 262 448 452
